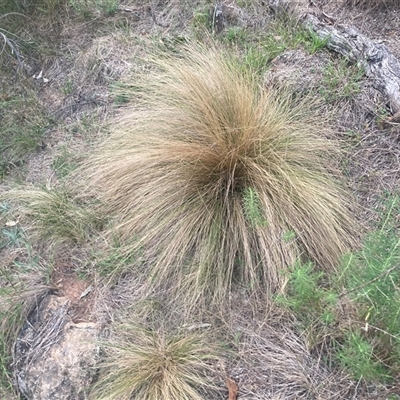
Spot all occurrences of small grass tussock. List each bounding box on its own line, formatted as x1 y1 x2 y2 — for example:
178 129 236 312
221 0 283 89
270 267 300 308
277 194 400 382
6 187 104 244
51 146 79 179
94 245 138 278
191 5 213 38
90 324 222 400
87 42 357 305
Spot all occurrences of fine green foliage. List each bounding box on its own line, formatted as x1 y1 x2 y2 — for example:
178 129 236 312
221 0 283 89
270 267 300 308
277 194 400 383
68 0 118 19
87 43 356 305
258 16 328 66
320 59 365 102
304 28 329 54
0 0 64 14
337 330 388 381
51 147 79 179
1 0 115 18
0 0 23 13
91 325 221 400
191 6 213 38
218 18 328 78
275 261 338 350
194 13 327 76
8 188 104 244
0 92 49 178
337 195 400 380
242 187 267 228
37 0 66 15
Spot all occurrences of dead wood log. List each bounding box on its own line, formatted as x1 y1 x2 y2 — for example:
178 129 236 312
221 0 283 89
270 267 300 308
303 13 400 115
268 0 400 115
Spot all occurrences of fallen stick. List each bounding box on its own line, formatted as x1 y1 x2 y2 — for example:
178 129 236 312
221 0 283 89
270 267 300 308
303 13 400 115
269 0 400 115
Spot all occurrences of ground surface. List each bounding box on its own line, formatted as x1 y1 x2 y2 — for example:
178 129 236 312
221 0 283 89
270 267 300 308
1 0 400 399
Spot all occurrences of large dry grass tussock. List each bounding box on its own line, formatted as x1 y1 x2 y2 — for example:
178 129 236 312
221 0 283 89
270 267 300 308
87 43 357 303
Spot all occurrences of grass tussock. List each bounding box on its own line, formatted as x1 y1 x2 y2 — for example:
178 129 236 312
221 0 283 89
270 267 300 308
7 188 104 244
87 43 358 304
91 325 221 400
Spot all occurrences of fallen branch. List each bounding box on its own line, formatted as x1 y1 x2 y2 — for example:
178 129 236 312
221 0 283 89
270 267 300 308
268 0 400 115
303 13 400 115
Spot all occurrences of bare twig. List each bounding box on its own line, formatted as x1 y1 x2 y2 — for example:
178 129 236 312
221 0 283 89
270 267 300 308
0 28 24 68
0 12 27 22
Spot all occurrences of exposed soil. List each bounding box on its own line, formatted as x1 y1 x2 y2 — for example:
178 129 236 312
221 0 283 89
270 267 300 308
51 261 95 324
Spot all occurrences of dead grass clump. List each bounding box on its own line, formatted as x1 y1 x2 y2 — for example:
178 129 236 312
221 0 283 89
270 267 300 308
0 250 51 397
229 321 355 399
90 324 222 400
87 43 357 304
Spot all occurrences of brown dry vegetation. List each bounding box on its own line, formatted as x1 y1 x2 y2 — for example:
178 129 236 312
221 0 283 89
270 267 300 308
1 0 400 399
85 42 357 306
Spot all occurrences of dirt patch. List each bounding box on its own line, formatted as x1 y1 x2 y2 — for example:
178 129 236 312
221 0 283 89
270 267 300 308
51 268 95 324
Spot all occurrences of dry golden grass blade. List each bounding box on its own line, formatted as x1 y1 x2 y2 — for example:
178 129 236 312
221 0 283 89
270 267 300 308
86 42 358 306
